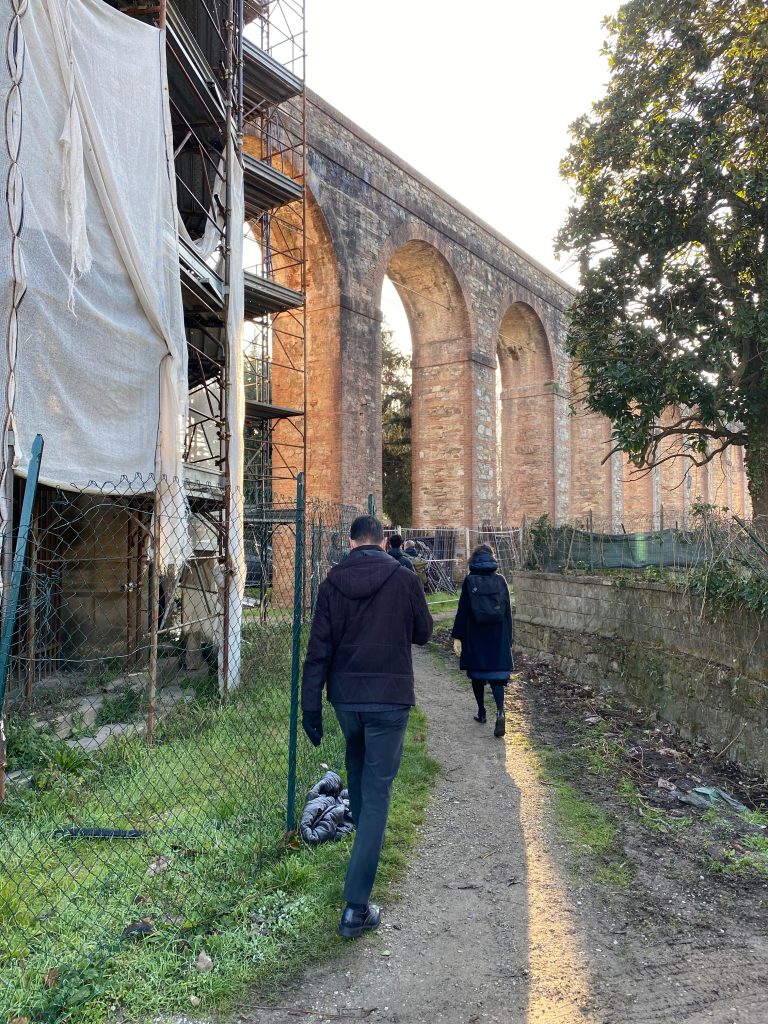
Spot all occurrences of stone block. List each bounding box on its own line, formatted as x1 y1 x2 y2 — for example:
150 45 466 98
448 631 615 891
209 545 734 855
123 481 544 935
5 769 32 788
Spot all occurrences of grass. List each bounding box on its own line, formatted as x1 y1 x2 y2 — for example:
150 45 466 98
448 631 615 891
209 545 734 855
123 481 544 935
616 778 693 835
0 619 438 1024
536 744 634 886
700 807 768 879
425 591 459 617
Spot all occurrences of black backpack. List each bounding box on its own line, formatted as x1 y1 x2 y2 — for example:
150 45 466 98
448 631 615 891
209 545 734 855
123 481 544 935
467 574 507 624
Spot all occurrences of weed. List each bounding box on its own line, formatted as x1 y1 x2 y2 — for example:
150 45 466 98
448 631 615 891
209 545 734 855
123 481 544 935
707 848 768 880
743 809 768 829
741 834 768 855
617 778 691 834
5 718 59 772
95 690 146 726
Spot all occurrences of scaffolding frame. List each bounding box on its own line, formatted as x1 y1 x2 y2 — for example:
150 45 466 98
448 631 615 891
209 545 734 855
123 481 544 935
242 0 307 506
0 0 306 749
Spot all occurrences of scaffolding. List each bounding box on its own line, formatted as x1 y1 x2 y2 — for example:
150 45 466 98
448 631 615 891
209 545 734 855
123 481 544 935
0 0 306 760
122 0 307 670
242 1 307 508
116 0 307 505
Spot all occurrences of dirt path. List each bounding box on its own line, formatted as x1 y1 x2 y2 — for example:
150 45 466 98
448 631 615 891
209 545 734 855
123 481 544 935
242 646 768 1024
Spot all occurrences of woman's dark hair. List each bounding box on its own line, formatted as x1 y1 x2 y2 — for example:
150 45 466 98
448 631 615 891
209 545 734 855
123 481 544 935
470 542 495 560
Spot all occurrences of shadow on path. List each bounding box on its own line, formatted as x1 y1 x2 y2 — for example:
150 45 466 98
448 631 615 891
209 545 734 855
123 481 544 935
243 646 600 1023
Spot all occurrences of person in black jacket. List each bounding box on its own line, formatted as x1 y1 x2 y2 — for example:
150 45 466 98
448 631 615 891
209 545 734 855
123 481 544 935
386 533 414 571
302 514 433 938
451 543 513 737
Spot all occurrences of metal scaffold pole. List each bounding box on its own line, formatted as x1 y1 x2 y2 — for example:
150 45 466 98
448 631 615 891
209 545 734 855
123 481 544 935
0 434 44 799
286 470 305 831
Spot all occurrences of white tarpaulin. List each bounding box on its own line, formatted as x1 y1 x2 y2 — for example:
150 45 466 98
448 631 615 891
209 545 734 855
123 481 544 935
4 0 188 565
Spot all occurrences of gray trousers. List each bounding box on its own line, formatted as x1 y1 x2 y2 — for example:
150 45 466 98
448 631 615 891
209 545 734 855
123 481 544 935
333 706 410 906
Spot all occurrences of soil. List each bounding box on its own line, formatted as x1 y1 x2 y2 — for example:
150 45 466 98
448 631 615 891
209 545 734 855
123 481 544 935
241 638 768 1024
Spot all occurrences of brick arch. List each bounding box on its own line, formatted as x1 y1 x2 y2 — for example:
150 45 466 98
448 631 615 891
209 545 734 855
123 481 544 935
384 239 474 526
496 302 555 522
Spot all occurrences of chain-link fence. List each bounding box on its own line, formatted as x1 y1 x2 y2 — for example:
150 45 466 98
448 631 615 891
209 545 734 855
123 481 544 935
0 472 354 1022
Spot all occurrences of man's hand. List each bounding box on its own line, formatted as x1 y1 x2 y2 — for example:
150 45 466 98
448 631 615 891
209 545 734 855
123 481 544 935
302 709 323 747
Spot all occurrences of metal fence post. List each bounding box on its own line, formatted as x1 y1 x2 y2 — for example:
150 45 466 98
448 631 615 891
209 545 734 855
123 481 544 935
286 471 305 831
0 434 44 801
146 489 161 745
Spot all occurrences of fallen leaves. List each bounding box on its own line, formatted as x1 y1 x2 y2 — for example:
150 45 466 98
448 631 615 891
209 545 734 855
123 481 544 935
122 918 155 940
146 855 170 877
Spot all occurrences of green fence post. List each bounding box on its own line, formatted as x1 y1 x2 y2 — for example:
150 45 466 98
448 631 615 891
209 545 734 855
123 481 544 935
367 492 375 517
286 471 305 832
0 434 44 714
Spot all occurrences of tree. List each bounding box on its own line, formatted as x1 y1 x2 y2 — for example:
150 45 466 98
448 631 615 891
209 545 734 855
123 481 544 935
557 0 768 516
381 330 412 525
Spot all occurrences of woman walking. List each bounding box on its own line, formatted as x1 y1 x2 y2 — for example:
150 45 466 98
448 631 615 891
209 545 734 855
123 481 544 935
451 543 513 737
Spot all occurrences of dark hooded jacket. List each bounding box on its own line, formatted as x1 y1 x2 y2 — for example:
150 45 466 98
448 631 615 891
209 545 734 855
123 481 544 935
451 553 513 677
302 545 433 712
388 547 415 572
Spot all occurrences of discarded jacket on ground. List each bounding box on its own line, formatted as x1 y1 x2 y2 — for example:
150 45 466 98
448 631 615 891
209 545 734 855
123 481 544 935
300 771 356 844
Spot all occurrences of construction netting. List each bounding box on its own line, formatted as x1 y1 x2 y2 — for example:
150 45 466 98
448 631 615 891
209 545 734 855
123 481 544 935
517 514 751 574
3 0 188 495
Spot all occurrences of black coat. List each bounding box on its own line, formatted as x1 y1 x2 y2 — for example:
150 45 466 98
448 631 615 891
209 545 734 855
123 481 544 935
302 545 433 712
388 548 415 572
451 554 513 677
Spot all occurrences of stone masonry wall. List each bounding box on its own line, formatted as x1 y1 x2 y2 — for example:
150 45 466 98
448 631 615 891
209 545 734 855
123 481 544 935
512 571 768 776
306 92 574 524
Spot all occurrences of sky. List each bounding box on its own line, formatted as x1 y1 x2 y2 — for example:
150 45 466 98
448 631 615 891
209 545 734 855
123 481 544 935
304 0 624 308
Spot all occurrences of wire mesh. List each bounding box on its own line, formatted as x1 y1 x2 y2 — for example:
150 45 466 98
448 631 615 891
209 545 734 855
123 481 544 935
0 475 352 1022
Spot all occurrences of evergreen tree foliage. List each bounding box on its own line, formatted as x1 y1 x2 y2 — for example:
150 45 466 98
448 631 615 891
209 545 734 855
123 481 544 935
558 0 768 515
381 330 412 525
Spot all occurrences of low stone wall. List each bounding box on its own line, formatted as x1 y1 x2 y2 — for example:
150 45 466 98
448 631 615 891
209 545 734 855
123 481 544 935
511 572 768 776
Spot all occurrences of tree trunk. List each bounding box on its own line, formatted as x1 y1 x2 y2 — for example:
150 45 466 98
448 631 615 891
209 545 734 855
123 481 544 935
744 428 768 525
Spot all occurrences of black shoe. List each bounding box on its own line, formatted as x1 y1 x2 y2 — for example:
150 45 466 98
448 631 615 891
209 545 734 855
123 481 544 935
494 712 506 737
338 903 381 939
474 709 487 723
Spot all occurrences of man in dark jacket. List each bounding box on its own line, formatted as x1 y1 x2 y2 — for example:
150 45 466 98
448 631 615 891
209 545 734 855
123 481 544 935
386 533 414 571
302 514 433 938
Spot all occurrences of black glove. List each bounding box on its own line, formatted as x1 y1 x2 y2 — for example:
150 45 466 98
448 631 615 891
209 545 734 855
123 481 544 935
302 709 323 747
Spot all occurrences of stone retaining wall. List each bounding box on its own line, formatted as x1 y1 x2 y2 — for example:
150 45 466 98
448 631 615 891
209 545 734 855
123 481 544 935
511 572 768 776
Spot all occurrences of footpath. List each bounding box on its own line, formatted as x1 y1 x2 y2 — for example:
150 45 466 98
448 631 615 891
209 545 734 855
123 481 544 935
242 644 768 1024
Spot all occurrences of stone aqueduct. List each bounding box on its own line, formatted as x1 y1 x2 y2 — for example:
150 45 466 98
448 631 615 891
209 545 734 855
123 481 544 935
249 92 751 528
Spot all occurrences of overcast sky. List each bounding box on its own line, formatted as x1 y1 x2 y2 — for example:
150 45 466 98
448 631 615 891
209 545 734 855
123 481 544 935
305 1 623 288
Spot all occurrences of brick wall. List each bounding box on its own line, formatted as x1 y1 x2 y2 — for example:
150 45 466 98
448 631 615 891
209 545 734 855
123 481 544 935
512 571 768 776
